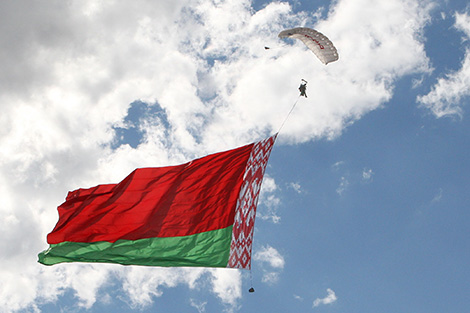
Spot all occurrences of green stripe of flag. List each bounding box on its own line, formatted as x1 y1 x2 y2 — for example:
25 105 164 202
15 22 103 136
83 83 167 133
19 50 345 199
38 226 233 267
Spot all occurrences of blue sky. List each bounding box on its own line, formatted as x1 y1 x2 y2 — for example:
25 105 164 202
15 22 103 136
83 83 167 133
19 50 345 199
1 0 469 312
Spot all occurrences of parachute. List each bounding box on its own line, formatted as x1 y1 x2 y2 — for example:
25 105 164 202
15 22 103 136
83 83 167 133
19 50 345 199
278 27 339 65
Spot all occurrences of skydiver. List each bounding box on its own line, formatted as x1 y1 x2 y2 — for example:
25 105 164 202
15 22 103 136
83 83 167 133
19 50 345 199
298 80 307 98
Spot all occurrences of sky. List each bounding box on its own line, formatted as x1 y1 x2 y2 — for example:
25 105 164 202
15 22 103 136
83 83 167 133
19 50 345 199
1 0 469 312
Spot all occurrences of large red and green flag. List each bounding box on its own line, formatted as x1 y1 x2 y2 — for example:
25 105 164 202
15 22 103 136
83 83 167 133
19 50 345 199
38 135 277 269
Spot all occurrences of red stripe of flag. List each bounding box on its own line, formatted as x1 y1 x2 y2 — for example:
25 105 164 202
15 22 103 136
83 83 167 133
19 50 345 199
47 142 255 244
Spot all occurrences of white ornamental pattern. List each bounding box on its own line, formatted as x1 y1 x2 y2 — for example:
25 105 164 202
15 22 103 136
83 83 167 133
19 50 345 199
227 134 277 269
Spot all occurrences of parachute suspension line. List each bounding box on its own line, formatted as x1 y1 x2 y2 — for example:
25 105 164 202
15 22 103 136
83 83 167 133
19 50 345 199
277 95 301 135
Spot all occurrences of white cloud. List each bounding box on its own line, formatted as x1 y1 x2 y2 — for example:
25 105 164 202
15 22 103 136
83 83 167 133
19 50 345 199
260 272 281 284
120 267 208 309
336 176 349 195
362 168 374 182
431 187 443 204
253 245 285 284
0 0 434 311
190 298 208 313
455 11 470 39
254 245 285 269
294 294 304 301
289 182 303 193
412 75 425 88
313 288 337 308
209 269 242 311
119 267 242 311
62 265 113 309
258 176 282 223
417 11 470 118
332 161 345 171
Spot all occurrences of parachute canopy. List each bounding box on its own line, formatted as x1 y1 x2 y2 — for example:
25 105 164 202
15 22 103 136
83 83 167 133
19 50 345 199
278 27 339 65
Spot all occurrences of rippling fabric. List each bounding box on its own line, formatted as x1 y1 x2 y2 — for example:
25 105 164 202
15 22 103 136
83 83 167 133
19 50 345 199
38 135 276 268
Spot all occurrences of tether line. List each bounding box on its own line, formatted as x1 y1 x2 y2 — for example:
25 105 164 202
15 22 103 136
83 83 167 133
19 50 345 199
277 95 301 135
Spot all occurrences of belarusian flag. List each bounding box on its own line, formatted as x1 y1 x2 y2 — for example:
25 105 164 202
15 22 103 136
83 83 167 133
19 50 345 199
38 135 276 269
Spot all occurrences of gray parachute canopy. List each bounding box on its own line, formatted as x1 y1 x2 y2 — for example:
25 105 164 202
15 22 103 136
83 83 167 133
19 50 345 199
278 27 339 65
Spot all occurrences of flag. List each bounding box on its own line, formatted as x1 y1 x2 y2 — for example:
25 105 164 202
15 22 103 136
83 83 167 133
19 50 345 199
38 135 277 269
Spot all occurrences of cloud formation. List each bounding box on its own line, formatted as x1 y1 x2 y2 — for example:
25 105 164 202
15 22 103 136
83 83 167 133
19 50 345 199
313 288 337 307
0 0 434 311
417 11 470 118
362 168 374 182
254 245 285 284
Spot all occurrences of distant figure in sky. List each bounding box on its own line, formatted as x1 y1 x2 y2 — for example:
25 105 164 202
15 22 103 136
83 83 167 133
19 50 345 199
299 79 307 98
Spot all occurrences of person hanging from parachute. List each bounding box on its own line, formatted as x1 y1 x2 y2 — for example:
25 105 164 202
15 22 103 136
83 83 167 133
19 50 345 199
266 27 338 98
299 79 307 98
